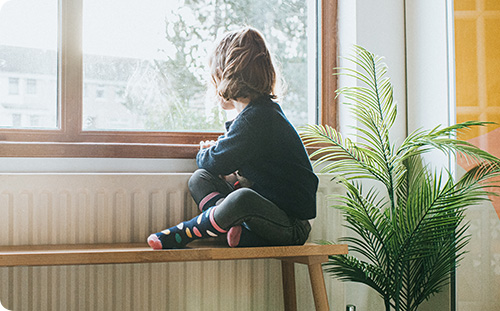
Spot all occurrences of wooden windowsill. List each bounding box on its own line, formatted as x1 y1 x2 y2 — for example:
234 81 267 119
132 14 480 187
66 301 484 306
0 141 200 158
0 141 326 159
0 140 326 159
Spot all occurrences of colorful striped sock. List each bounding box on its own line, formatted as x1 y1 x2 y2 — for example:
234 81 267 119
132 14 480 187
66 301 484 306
198 192 225 212
147 206 227 249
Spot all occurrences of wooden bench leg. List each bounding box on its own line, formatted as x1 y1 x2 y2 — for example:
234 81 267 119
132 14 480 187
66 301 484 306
281 260 298 311
308 262 329 311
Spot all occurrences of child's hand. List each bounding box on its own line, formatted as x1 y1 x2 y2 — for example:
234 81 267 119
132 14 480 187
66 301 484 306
221 172 238 184
220 171 254 189
199 140 216 149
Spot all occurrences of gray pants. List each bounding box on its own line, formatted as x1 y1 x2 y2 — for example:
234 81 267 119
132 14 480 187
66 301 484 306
188 169 311 246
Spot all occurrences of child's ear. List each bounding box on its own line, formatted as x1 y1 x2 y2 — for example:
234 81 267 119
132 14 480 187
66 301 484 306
219 98 235 111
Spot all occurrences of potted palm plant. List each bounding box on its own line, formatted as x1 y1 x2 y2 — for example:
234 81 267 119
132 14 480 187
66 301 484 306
301 46 500 311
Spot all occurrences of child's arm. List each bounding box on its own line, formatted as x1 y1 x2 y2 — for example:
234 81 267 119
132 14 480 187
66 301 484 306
200 140 250 187
197 112 260 176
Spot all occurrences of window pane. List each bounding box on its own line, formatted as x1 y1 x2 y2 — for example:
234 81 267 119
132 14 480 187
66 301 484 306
82 0 312 132
0 0 58 129
455 2 500 309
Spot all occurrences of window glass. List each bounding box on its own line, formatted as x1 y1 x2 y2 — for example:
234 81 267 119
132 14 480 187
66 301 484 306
82 0 311 132
0 0 58 129
455 2 500 309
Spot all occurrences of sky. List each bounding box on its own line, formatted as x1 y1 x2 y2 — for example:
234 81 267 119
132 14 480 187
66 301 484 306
0 0 57 50
0 0 189 59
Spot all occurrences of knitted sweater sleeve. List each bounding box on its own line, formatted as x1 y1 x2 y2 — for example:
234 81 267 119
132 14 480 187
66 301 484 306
196 115 256 176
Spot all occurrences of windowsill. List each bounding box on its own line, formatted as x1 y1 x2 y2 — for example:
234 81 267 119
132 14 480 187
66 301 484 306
0 144 324 174
0 140 324 159
0 141 200 158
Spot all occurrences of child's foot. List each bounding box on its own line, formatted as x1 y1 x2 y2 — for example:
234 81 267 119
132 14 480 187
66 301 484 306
227 225 273 247
147 224 194 249
147 234 163 250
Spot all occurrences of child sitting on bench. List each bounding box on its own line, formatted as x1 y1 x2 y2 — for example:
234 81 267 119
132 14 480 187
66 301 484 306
148 27 318 249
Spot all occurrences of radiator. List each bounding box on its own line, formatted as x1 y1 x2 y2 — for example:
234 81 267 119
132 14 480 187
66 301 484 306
0 173 345 311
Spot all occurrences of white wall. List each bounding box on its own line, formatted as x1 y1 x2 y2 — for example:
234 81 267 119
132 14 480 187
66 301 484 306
337 0 407 145
406 0 455 172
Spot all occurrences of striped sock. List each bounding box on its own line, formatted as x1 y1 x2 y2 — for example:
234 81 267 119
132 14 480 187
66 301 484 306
198 192 225 212
147 206 227 249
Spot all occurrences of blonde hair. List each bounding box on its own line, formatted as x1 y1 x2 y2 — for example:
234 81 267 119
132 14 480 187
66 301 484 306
210 27 277 101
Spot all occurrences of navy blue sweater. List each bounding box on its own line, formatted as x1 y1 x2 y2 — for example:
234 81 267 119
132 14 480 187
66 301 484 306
196 96 318 220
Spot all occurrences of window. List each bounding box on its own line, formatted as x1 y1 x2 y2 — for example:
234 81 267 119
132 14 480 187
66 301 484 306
26 79 37 95
0 0 337 158
30 115 41 127
8 78 19 95
12 114 21 127
95 85 104 99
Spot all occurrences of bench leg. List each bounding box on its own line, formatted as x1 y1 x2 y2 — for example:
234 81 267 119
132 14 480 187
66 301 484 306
281 260 298 311
308 262 329 311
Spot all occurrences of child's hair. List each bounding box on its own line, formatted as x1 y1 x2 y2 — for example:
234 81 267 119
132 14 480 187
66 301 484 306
210 27 278 101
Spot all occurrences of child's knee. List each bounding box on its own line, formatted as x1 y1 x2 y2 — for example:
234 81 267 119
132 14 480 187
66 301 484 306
188 169 209 190
222 188 261 212
227 188 255 202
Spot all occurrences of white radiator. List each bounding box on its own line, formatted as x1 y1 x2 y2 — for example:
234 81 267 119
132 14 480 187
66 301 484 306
0 173 345 311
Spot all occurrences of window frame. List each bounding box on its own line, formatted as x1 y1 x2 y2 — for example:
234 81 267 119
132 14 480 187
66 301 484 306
0 0 337 158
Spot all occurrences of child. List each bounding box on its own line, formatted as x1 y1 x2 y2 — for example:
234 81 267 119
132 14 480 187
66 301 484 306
147 27 318 249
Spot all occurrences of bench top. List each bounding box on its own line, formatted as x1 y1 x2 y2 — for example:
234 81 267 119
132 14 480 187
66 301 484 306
0 242 348 267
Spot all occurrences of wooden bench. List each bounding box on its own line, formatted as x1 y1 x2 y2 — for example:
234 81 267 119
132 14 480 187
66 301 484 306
0 241 347 311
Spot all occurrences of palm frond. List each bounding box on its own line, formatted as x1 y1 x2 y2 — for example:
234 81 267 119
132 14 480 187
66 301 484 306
301 124 390 183
335 46 396 154
397 121 499 166
333 182 392 267
324 255 389 299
